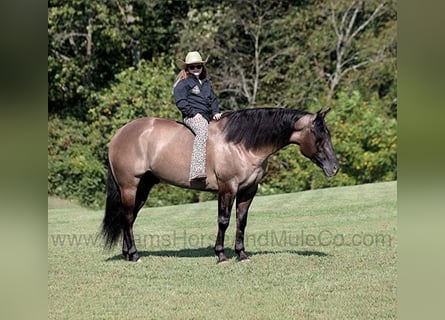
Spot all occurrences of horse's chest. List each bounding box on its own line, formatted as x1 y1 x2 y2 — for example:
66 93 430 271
239 161 267 188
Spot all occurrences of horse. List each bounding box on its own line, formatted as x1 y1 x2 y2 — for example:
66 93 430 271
101 107 339 263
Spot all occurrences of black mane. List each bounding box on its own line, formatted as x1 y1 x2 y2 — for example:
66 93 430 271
222 108 310 150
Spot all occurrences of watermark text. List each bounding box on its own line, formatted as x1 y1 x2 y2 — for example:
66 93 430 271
49 229 393 249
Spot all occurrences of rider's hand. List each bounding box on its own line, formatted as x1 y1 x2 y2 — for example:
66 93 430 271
213 113 222 121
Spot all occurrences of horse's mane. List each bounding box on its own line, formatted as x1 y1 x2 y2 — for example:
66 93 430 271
221 108 310 150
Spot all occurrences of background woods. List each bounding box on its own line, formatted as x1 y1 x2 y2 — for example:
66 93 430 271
48 0 397 208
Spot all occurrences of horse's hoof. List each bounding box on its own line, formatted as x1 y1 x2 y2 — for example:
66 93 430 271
216 256 230 265
239 258 251 263
136 257 142 263
124 253 141 262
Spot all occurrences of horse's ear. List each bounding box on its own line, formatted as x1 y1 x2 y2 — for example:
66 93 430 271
316 107 331 119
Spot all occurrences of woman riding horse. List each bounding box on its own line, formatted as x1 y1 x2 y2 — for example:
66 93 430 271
173 51 222 182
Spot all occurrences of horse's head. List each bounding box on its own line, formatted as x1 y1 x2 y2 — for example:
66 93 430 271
292 108 339 177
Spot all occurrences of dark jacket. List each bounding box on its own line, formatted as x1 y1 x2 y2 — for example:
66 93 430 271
173 76 219 122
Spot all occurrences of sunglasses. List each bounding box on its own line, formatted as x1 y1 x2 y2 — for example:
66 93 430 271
188 64 203 71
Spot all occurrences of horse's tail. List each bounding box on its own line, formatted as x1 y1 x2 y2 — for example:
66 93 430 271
101 162 123 248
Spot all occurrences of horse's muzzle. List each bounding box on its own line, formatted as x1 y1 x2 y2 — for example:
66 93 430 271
323 163 339 177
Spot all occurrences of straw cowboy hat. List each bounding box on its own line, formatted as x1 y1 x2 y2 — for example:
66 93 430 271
175 51 209 69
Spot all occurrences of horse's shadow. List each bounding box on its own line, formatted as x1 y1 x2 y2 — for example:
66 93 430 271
105 247 330 261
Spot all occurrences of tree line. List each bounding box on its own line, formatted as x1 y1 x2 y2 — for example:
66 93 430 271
48 0 397 208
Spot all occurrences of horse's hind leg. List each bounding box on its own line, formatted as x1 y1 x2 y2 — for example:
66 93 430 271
121 172 159 262
120 187 140 262
135 172 160 212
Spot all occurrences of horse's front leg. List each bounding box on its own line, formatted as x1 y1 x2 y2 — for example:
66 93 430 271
214 189 236 264
235 184 258 262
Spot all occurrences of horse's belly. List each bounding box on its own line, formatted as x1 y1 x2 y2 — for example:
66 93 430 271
157 175 219 192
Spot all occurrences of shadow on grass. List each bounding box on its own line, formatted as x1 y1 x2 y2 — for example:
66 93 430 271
105 247 329 261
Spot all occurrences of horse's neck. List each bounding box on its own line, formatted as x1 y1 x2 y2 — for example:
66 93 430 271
209 119 291 159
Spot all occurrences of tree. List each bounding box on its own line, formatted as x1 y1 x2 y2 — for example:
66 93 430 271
218 0 297 107
325 0 385 103
48 0 186 119
175 0 298 108
48 0 139 118
272 0 396 110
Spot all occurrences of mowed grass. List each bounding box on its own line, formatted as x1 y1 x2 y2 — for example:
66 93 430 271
48 181 397 319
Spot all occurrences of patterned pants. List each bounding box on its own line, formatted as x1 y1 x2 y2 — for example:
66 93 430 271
184 115 209 180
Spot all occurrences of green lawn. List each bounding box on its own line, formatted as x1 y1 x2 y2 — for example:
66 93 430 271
48 181 397 319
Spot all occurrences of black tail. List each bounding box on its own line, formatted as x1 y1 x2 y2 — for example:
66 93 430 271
101 163 124 248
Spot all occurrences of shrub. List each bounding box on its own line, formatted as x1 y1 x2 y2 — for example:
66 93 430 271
330 91 397 183
48 116 106 208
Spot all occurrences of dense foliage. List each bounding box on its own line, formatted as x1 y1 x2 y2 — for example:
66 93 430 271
48 0 397 208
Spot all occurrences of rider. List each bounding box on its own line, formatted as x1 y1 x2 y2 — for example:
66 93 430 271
173 51 222 182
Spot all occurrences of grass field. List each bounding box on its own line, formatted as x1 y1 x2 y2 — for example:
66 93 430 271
48 181 397 319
